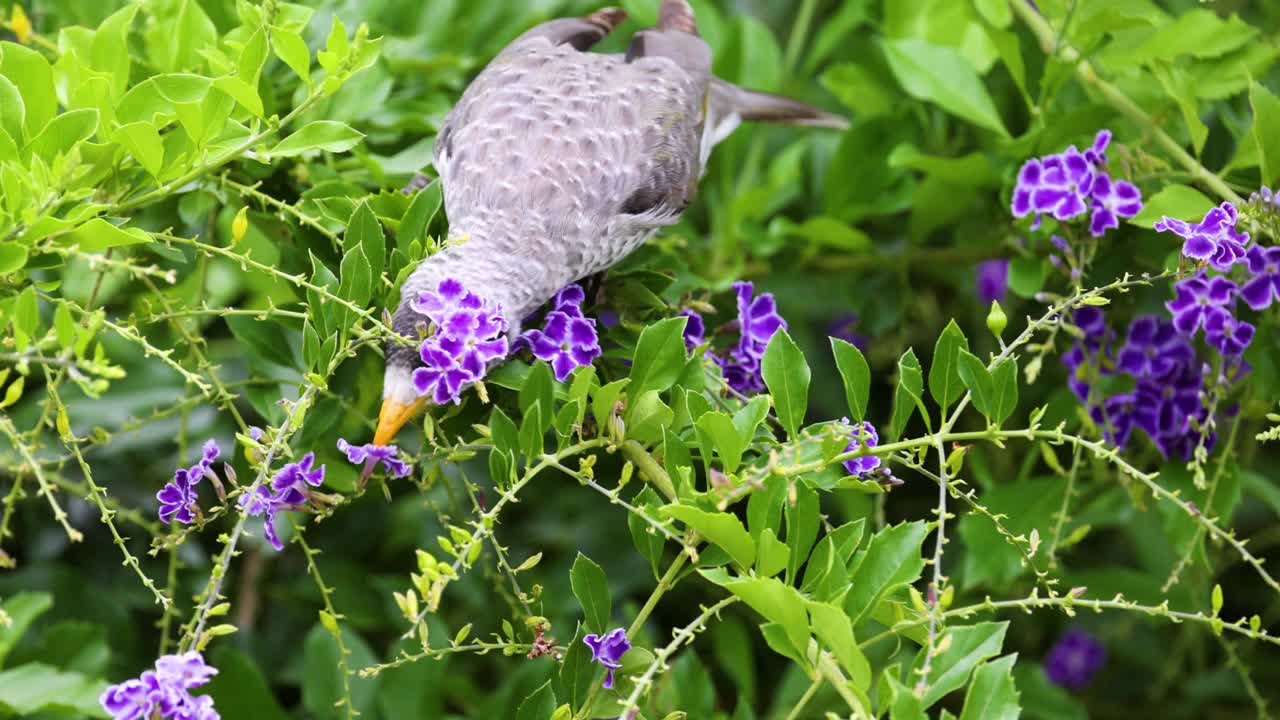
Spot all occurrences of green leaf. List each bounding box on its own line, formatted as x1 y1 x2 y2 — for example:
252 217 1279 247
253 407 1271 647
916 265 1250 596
1152 65 1207 156
1251 81 1280 188
959 655 1021 720
890 348 928 439
268 121 365 157
929 320 969 411
0 592 53 667
212 76 264 117
761 330 810 440
0 42 56 137
785 483 820 582
807 601 871 690
338 245 372 310
238 26 269 84
302 623 380 719
144 0 217 72
0 242 27 274
696 411 746 474
956 350 996 422
559 624 594 713
1007 257 1047 299
0 75 24 145
845 521 928 624
273 29 312 84
911 622 1008 707
755 528 789 578
831 338 871 421
990 357 1018 424
880 38 1008 136
628 316 689 398
204 646 291 720
570 553 611 634
0 664 107 717
27 108 99 163
662 505 755 569
705 572 809 657
67 219 150 252
520 361 555 433
974 0 1012 27
627 487 666 578
345 201 385 288
515 681 556 720
623 390 673 445
1130 184 1215 227
227 316 298 369
113 122 165 177
1102 9 1256 67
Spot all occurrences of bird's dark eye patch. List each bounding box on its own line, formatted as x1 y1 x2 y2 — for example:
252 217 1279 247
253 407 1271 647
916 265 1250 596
621 184 665 215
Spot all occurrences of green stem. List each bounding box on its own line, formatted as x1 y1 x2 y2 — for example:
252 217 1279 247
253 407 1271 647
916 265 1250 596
620 439 678 502
1011 1 1241 204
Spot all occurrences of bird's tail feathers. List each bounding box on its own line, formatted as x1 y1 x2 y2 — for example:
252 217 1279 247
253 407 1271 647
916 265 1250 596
711 78 850 131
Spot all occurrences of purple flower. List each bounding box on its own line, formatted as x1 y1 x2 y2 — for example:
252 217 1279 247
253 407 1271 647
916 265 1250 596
1114 316 1194 379
411 279 509 405
522 310 601 382
1165 271 1237 337
270 452 325 506
1133 365 1204 447
155 653 218 689
1204 314 1255 357
101 653 219 720
336 439 411 478
841 421 881 477
157 469 198 525
583 628 631 689
238 453 326 551
552 284 587 316
976 259 1009 304
733 281 786 354
156 440 222 525
1044 629 1105 690
680 309 705 352
1155 202 1250 271
1241 244 1280 310
716 282 787 394
1012 148 1095 226
411 278 484 326
1088 173 1143 237
1073 307 1111 350
1091 393 1137 448
1083 129 1111 168
1251 186 1279 212
828 313 869 350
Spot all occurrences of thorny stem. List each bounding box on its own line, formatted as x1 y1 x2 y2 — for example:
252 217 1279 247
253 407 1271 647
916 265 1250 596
295 528 357 720
1163 413 1243 593
816 650 871 719
1047 442 1083 566
182 382 320 651
615 596 738 718
359 641 535 677
0 415 82 543
1012 0 1241 204
861 592 1280 650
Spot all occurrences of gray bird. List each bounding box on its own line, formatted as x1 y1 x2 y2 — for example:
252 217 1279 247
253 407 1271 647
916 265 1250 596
375 0 846 445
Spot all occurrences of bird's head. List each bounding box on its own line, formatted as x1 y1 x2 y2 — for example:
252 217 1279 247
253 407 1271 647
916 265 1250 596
373 244 534 446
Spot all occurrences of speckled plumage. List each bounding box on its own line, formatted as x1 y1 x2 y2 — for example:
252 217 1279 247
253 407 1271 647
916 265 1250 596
384 2 844 402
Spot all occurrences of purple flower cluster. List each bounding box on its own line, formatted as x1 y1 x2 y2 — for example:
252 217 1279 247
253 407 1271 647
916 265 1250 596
157 440 220 525
1156 202 1250 271
1251 186 1280 213
1165 271 1255 357
100 652 219 720
583 627 631 689
1066 309 1214 460
679 309 705 352
1012 130 1142 236
713 282 788 394
841 420 882 477
411 279 510 405
239 453 326 551
336 438 411 478
520 284 601 382
1043 629 1105 691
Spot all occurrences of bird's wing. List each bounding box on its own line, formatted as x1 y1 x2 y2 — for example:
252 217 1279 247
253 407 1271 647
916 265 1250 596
432 2 713 236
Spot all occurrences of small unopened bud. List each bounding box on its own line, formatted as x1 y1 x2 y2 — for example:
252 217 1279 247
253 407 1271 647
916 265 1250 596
986 300 1007 339
231 207 249 244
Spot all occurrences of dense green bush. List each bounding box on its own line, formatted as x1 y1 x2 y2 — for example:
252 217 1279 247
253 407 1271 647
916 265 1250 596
1 0 1279 718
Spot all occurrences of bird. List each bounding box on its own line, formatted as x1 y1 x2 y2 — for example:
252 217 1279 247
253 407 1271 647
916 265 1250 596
374 0 847 446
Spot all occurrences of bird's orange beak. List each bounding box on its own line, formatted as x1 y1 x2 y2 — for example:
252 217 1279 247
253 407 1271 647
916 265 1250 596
374 396 428 446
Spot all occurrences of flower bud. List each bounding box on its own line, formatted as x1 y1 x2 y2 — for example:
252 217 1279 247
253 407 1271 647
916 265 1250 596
231 207 249 244
986 300 1007 339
